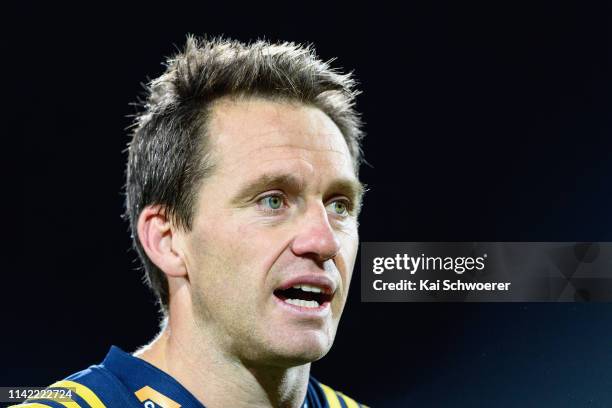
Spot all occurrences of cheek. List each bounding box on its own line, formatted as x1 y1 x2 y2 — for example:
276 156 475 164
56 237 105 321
339 228 359 276
235 221 293 277
335 229 359 302
187 218 244 294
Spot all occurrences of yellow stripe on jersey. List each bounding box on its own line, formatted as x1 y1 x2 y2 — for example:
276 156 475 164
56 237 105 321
49 400 79 408
21 401 79 408
320 383 342 408
134 385 181 408
338 391 360 408
48 380 106 408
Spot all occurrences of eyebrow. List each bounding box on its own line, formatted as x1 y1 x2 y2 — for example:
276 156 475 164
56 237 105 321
231 172 365 208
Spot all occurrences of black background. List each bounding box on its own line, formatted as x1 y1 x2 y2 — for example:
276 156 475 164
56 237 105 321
3 2 612 407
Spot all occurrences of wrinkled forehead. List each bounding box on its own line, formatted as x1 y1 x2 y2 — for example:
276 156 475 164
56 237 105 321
205 97 355 174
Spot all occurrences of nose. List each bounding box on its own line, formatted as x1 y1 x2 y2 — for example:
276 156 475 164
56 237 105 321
291 204 341 263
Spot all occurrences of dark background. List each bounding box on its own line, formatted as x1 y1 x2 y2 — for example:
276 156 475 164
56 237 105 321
3 2 612 407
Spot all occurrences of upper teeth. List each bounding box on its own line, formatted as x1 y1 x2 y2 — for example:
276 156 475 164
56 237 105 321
292 284 323 293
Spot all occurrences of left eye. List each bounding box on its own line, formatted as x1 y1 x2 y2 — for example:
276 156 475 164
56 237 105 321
328 200 349 216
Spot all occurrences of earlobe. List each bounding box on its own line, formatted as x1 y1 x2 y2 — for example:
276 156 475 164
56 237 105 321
137 206 187 278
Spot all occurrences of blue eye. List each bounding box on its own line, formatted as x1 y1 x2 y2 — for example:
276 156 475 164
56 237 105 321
260 195 283 210
328 200 349 216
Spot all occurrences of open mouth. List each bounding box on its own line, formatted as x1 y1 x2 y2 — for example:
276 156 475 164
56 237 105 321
273 284 333 309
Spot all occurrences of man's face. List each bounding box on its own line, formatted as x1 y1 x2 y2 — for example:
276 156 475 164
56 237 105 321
179 97 361 367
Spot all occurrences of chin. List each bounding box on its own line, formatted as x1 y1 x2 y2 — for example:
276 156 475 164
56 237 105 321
261 332 334 368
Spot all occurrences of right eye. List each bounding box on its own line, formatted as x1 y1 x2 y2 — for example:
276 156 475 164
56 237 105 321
256 192 288 214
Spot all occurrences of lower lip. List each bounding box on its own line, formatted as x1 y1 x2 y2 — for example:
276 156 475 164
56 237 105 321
273 296 331 317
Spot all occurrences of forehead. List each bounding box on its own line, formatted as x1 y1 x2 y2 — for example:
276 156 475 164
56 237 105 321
206 97 355 176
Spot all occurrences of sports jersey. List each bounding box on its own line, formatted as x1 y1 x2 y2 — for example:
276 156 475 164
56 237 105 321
10 346 366 408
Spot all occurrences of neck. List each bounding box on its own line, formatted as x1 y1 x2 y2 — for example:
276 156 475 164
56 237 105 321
135 316 311 408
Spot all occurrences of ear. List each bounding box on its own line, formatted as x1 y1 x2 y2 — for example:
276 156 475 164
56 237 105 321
137 206 187 278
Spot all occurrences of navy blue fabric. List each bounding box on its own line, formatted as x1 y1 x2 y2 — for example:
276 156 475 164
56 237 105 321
102 346 204 407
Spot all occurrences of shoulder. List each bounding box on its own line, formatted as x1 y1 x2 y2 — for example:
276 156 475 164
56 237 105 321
310 378 369 408
8 364 135 408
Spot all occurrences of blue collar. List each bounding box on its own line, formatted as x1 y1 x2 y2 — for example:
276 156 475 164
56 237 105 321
102 346 205 407
101 346 318 408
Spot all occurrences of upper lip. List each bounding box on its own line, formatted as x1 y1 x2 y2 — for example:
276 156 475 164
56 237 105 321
275 275 337 296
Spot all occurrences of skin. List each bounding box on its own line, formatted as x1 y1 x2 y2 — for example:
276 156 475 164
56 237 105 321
135 97 362 408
